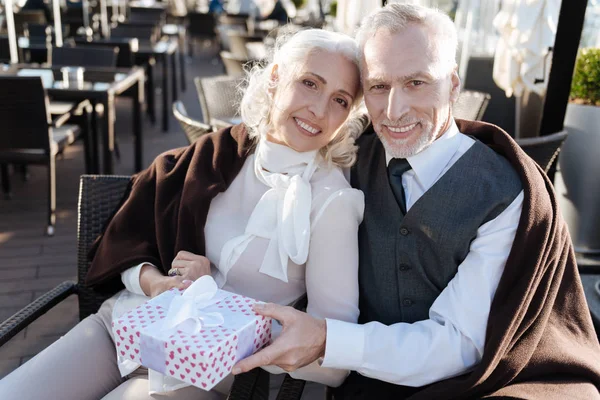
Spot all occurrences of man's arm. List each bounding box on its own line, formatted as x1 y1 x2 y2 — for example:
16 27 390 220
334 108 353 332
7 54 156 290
235 191 523 386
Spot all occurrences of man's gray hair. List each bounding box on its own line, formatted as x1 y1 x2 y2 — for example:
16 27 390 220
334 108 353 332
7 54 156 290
355 3 458 76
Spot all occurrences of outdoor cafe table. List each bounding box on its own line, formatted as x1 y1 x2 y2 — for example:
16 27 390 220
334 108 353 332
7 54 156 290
5 65 145 175
90 37 182 132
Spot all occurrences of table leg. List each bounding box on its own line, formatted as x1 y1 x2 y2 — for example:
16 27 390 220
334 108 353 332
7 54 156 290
82 104 94 174
133 79 143 172
171 50 178 102
101 93 115 174
90 101 100 174
179 29 186 92
162 53 169 132
146 59 156 125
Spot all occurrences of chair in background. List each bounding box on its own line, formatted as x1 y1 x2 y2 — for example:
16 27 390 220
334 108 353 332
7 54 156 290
515 130 569 173
128 7 166 26
73 38 135 68
187 11 218 56
13 10 47 36
52 46 119 68
172 101 212 144
227 31 264 59
0 76 92 235
453 90 491 121
0 174 309 399
219 51 247 76
110 24 161 45
0 34 23 62
194 75 243 130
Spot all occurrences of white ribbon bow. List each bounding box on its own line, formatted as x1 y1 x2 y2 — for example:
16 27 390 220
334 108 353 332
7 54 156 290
218 141 319 285
157 276 226 334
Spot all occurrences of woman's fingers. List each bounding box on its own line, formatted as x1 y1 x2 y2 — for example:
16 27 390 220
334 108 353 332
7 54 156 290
174 250 198 261
171 259 190 269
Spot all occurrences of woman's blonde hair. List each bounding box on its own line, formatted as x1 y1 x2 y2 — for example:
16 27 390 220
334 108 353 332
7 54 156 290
239 28 368 168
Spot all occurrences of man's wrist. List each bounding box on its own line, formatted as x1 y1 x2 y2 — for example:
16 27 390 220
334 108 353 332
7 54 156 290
318 318 327 358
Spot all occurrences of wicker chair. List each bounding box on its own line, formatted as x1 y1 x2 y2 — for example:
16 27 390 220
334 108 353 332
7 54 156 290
0 175 307 399
172 101 212 144
220 51 247 77
515 130 569 173
194 75 243 131
453 90 491 121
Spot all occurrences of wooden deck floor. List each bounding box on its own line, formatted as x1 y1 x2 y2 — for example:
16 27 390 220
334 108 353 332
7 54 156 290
0 48 324 398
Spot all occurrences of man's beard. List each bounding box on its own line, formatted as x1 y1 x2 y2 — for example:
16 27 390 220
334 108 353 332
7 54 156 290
376 121 437 159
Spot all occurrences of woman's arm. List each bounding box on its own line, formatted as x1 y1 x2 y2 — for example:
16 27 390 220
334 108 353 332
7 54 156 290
281 188 364 387
122 251 213 298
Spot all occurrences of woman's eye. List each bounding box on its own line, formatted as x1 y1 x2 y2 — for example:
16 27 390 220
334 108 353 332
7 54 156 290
334 98 349 108
303 80 316 88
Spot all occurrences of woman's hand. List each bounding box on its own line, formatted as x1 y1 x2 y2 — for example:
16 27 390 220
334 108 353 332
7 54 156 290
170 250 212 282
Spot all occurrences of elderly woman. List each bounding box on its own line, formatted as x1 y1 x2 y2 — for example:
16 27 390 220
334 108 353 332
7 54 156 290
0 29 366 399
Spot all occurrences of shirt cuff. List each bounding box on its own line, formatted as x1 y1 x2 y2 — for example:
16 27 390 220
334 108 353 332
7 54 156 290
121 262 157 296
321 318 365 370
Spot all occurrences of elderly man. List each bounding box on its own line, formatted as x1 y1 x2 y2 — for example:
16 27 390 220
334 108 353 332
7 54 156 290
233 3 600 399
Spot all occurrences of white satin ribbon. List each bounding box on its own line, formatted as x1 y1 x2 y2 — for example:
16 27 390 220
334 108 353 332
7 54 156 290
218 141 319 284
156 276 226 334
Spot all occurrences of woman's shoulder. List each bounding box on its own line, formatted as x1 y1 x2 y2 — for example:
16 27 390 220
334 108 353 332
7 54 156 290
311 165 364 222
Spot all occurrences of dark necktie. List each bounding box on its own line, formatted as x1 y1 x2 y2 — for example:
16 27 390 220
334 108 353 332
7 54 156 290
388 158 413 215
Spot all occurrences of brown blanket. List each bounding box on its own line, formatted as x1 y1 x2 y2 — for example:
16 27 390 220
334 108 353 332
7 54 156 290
411 120 600 399
85 124 252 292
86 119 600 398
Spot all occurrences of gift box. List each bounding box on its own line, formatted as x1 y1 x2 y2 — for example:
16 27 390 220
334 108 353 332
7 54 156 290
112 276 272 390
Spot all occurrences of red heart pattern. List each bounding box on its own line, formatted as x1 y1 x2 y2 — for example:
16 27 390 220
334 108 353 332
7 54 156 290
113 294 272 391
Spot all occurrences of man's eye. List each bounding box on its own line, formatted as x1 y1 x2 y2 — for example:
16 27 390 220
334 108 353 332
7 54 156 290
371 84 386 91
411 80 425 86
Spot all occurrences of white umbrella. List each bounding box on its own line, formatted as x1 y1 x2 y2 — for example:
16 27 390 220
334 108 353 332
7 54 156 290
493 0 561 98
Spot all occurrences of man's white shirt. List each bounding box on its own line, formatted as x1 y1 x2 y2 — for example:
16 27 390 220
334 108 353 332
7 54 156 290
322 121 524 386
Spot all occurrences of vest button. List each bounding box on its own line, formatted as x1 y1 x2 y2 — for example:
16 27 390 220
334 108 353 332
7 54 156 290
399 264 411 271
402 298 413 306
400 227 409 236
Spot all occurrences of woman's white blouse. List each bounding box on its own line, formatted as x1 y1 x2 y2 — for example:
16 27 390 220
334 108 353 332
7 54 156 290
116 139 364 393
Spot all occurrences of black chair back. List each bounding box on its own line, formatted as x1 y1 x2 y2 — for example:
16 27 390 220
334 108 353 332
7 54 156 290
128 7 166 25
52 46 119 68
0 76 51 155
453 90 491 121
187 12 217 38
24 23 52 44
77 175 131 319
0 35 15 62
110 23 159 44
74 38 135 68
515 130 569 173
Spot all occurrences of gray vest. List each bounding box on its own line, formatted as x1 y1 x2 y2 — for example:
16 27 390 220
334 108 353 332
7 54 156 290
351 131 522 325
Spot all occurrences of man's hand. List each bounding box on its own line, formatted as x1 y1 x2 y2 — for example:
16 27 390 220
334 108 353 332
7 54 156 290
232 303 327 374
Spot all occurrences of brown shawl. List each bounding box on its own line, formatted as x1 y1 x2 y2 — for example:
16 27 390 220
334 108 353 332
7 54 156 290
86 120 600 398
85 124 253 292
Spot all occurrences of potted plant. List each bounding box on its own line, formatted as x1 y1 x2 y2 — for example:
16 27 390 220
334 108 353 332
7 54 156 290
555 48 600 257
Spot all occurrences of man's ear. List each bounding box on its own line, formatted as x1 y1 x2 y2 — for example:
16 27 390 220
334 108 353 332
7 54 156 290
449 68 461 104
